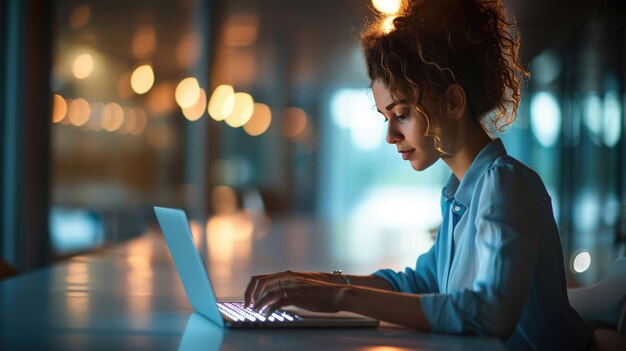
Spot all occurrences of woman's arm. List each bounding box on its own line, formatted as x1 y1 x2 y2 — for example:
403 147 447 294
244 271 394 307
337 274 394 290
343 285 431 331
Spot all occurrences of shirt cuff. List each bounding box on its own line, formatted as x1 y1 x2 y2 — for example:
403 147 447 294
372 269 401 291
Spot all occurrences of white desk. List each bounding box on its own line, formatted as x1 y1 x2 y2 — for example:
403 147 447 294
1 216 505 350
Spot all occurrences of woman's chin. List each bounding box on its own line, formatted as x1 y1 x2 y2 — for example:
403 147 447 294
409 158 437 171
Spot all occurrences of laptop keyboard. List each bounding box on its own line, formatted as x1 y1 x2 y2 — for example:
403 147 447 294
218 302 297 323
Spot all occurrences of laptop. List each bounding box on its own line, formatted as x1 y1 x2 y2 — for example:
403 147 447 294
154 206 379 328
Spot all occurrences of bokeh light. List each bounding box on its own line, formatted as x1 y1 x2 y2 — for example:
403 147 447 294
176 32 201 69
132 25 156 59
130 108 148 135
243 103 272 136
52 94 68 123
572 251 591 273
225 92 254 128
381 16 395 34
72 53 94 79
175 77 201 109
372 0 401 14
331 89 384 151
182 88 207 121
603 91 621 147
584 92 602 144
69 5 90 29
282 107 308 139
208 85 235 121
530 92 561 148
130 65 155 95
223 15 259 47
67 98 91 127
211 186 238 214
101 102 124 132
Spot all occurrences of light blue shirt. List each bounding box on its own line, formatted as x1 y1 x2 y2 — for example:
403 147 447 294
374 138 592 351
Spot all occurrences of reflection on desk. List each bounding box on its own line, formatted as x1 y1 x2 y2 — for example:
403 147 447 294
1 218 505 350
179 312 505 351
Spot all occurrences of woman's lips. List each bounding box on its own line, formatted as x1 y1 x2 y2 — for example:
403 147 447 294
399 149 415 160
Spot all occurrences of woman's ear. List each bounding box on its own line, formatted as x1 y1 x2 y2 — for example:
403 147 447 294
445 84 466 121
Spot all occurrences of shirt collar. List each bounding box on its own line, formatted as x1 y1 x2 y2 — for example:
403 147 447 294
442 138 508 208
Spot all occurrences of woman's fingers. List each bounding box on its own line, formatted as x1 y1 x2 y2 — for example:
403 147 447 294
253 282 291 316
245 271 294 308
243 275 262 308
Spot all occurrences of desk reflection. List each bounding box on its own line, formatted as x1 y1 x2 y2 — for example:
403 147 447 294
178 313 223 351
178 312 501 351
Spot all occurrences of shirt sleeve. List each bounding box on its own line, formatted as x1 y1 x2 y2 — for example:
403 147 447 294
373 234 440 294
420 164 541 338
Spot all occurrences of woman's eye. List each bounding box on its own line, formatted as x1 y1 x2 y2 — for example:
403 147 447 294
396 114 408 121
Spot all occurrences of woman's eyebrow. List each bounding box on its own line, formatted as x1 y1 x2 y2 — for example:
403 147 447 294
377 100 408 114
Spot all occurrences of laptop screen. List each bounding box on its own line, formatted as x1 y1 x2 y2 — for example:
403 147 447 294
154 206 224 327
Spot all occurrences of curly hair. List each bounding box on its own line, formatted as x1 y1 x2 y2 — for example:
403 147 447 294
362 0 529 151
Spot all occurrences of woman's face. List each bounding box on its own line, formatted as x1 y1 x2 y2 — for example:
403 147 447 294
372 80 441 171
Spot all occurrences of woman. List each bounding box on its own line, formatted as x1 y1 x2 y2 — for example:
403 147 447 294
244 0 593 349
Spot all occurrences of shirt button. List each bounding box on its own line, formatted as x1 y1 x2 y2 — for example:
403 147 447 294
453 205 461 212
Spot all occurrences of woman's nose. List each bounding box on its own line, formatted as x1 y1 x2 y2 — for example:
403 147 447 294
386 123 402 144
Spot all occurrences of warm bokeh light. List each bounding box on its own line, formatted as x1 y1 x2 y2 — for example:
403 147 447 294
175 77 201 109
67 98 91 126
223 15 259 47
206 213 253 270
176 32 201 68
243 103 272 136
52 94 68 123
372 0 402 14
208 85 235 121
182 88 207 121
124 241 154 327
130 108 148 135
381 16 396 34
146 124 172 150
282 107 308 139
101 102 124 132
211 186 238 214
132 25 156 59
147 82 176 115
69 5 90 29
72 53 94 79
225 93 254 128
130 64 155 95
189 220 205 247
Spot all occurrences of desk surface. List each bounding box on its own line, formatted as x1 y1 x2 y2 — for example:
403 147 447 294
1 215 505 350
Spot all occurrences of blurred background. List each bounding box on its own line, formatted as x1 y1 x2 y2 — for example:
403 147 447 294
1 0 624 287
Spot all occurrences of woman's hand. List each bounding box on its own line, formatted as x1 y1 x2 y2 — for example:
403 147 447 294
244 271 348 316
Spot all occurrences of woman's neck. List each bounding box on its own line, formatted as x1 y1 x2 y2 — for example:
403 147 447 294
441 118 492 181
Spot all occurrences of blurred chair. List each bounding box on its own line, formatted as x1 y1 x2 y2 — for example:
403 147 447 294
568 257 626 350
0 259 18 280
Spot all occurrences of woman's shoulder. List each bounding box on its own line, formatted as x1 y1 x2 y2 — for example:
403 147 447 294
478 154 550 199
